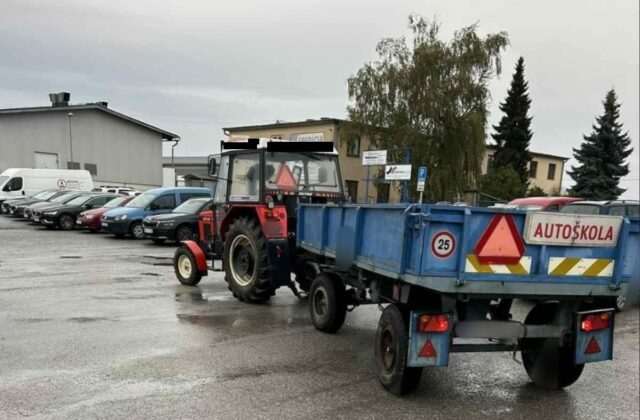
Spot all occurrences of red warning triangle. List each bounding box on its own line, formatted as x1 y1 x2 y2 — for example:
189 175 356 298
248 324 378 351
275 164 297 190
584 337 601 355
474 214 525 265
419 340 437 358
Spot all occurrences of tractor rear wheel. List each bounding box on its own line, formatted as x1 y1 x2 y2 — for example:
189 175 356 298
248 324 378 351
224 217 273 302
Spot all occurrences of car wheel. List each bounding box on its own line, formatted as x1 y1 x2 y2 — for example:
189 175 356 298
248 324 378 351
58 214 75 231
176 225 195 243
130 221 144 239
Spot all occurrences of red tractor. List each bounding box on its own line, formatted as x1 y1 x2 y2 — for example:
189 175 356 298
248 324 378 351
173 139 344 302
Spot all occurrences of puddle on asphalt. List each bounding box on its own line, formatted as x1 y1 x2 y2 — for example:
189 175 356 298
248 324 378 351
141 272 160 277
60 255 83 259
67 316 117 323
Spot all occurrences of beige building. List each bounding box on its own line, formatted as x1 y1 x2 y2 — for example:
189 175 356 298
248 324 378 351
482 145 568 195
225 118 568 203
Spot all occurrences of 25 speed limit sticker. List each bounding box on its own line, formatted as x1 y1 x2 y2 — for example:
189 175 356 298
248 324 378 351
431 231 456 258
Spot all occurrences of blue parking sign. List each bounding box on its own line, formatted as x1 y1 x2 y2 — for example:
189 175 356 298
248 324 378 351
417 166 427 192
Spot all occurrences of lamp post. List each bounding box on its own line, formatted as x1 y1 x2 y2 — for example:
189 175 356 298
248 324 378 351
67 112 74 166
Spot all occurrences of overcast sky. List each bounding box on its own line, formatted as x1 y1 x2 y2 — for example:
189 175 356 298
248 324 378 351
1 0 638 197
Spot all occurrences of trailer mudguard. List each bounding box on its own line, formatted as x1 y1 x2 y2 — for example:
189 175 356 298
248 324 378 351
407 311 452 367
182 240 208 275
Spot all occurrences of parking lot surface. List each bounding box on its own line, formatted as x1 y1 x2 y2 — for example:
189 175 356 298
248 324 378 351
0 215 638 419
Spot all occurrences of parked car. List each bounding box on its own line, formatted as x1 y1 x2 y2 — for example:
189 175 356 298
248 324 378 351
21 191 86 220
560 199 640 311
23 191 90 223
507 196 581 212
76 195 135 232
143 198 213 244
559 200 639 216
1 189 60 215
38 193 121 230
102 187 212 239
0 168 93 203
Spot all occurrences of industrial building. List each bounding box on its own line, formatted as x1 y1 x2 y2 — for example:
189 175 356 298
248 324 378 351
162 156 216 190
0 92 179 190
224 118 568 203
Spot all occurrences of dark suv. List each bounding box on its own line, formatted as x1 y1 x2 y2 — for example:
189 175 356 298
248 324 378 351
143 198 213 244
559 200 639 217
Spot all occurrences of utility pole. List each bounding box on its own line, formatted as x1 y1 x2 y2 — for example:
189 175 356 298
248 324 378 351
67 112 74 166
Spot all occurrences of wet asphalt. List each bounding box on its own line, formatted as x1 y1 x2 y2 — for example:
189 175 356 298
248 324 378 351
0 215 638 420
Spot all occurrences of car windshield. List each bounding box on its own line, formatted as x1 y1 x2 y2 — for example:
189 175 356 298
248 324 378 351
173 199 207 214
104 196 130 208
560 204 601 215
33 190 55 199
51 193 76 203
264 152 341 193
65 195 93 206
126 192 157 208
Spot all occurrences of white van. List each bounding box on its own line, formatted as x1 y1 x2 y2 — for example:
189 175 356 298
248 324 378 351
0 168 94 203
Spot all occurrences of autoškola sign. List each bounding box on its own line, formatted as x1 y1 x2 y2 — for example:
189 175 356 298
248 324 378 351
523 212 623 247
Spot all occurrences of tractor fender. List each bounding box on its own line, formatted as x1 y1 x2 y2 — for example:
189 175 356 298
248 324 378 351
220 205 288 240
182 240 208 275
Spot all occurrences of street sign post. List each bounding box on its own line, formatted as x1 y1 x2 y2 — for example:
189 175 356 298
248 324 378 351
362 150 387 204
417 166 427 204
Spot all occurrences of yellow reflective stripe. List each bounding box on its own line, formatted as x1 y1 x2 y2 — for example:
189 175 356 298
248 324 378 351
466 255 493 273
508 263 527 275
550 257 580 275
583 259 613 277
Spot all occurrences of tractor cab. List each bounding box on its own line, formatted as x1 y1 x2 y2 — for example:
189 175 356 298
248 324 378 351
208 139 344 235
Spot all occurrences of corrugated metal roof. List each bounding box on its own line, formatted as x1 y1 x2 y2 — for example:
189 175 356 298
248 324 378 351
0 103 179 140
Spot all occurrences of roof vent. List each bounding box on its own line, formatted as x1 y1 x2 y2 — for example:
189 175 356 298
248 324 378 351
49 92 70 107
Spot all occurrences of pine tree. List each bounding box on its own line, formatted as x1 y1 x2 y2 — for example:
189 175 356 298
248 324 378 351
568 89 633 200
491 57 533 186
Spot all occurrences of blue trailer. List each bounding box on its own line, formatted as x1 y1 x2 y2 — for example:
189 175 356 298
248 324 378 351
296 203 639 395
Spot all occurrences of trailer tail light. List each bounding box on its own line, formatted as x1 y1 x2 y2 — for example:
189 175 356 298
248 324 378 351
584 337 602 355
418 340 437 358
417 315 449 333
581 312 612 332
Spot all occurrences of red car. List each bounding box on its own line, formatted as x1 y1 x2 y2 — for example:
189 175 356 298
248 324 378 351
76 195 135 232
507 196 581 212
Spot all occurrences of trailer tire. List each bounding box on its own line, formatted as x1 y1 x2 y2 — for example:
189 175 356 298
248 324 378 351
224 217 273 302
375 304 423 395
174 246 202 286
519 302 584 389
309 274 346 333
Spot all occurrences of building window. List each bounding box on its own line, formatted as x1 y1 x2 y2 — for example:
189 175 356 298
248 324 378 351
547 163 556 180
84 163 98 176
346 136 361 157
67 161 80 170
376 183 390 203
271 134 283 140
528 160 538 178
345 180 358 203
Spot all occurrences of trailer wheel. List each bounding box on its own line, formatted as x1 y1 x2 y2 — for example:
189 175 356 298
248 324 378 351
519 302 584 389
309 274 346 333
224 217 273 302
174 246 202 286
375 304 423 395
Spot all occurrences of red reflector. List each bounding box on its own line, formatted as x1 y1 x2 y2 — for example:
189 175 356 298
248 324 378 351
584 337 602 355
581 312 612 332
419 340 437 358
417 315 449 333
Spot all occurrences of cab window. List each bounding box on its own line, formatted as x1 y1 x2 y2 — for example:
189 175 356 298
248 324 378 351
151 194 175 210
214 156 229 204
627 205 639 217
608 206 625 216
229 153 260 201
2 177 23 191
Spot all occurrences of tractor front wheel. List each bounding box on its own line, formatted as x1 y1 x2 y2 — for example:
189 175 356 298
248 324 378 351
224 217 273 302
174 246 202 286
